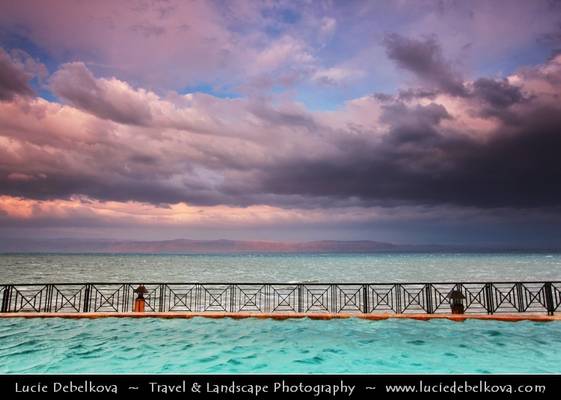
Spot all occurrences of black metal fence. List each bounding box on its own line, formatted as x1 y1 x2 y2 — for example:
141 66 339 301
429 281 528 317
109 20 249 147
1 282 560 315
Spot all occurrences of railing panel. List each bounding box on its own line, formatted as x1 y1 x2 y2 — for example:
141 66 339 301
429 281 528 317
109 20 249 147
143 284 165 312
367 284 399 313
459 283 488 314
302 284 333 313
334 284 364 313
490 283 519 314
6 285 49 313
166 284 197 312
429 283 457 314
198 284 230 312
517 282 547 313
401 284 429 314
51 284 87 313
234 284 267 313
269 284 299 313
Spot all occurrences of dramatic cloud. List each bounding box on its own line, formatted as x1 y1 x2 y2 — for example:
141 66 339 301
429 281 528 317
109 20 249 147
50 62 153 125
2 1 561 243
1 52 561 213
0 48 35 100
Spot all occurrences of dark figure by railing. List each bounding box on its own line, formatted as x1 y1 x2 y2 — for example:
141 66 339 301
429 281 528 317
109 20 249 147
0 281 559 315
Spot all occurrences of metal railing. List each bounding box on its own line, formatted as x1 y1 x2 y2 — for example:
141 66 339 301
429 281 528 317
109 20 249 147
0 281 559 315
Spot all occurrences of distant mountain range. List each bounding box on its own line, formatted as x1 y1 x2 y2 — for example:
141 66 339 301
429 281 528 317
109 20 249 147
0 238 401 253
0 238 557 253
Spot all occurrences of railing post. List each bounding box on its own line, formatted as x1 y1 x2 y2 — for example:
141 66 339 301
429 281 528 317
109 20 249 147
485 283 494 314
122 284 130 312
229 284 236 313
395 284 400 314
82 284 91 312
515 283 525 313
362 284 369 313
1 285 13 313
544 282 555 316
297 284 303 313
159 284 165 312
425 283 434 314
44 284 54 312
330 284 337 313
264 284 270 313
194 284 200 312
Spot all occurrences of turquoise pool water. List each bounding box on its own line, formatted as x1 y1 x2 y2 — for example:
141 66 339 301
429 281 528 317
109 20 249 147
1 318 560 373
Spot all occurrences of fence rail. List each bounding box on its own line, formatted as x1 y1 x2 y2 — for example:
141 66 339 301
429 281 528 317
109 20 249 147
1 282 560 315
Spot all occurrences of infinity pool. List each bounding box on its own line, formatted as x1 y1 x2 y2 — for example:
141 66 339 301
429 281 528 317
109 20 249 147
1 318 560 373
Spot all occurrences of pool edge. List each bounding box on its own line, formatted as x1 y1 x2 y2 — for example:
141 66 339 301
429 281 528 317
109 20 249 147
0 312 559 322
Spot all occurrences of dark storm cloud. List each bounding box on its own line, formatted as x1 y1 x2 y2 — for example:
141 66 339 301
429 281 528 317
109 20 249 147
260 100 561 209
0 172 188 205
383 33 467 96
469 77 528 121
0 48 34 100
472 78 526 108
380 102 451 139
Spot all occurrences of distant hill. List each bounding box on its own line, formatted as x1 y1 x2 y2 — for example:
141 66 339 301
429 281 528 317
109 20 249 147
104 239 400 253
0 238 421 253
0 238 557 253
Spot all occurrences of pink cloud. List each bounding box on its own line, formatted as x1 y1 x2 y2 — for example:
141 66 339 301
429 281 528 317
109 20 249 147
0 0 249 88
0 195 391 228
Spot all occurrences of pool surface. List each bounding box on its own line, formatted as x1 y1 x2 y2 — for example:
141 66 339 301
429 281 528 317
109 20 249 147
1 318 560 373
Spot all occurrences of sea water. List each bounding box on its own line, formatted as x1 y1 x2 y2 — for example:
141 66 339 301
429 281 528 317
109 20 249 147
1 252 561 283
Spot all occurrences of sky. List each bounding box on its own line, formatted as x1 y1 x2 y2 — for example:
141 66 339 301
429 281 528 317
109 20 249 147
1 0 561 246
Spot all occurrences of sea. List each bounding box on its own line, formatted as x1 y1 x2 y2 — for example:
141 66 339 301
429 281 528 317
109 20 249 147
1 252 561 283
